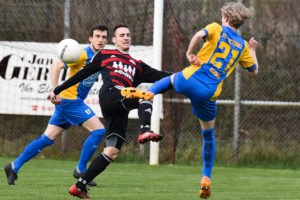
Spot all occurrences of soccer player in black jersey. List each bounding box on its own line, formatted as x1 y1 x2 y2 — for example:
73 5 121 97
48 24 171 198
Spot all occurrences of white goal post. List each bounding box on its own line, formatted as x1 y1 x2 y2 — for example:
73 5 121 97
149 0 164 165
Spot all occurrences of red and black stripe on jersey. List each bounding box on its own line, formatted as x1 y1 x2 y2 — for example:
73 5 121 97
100 49 141 88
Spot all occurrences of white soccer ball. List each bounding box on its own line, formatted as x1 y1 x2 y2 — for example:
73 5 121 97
56 38 82 63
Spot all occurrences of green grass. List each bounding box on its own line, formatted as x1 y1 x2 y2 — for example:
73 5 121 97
1 157 300 200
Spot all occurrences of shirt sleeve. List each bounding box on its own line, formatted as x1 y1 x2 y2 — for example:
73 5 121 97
53 51 103 95
203 22 221 41
239 41 257 72
134 61 171 85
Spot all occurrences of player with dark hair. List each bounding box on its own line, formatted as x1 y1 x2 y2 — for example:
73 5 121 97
48 24 171 198
4 24 109 187
121 2 259 199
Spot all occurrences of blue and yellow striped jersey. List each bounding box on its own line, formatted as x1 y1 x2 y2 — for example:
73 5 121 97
60 46 99 100
182 22 256 99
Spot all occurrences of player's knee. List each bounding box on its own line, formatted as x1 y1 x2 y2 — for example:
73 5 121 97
100 152 114 164
44 125 64 140
201 128 215 142
83 116 105 130
103 147 120 160
88 129 105 147
199 118 215 130
103 134 125 160
41 134 54 146
138 100 153 114
91 128 105 137
139 99 153 104
104 133 125 150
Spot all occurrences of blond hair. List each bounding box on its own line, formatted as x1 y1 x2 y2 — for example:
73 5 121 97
221 2 252 29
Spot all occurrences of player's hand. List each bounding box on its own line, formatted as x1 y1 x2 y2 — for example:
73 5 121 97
51 95 62 105
249 37 258 50
187 53 200 66
47 92 61 105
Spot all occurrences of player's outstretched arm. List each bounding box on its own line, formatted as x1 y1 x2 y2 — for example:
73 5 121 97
52 57 102 96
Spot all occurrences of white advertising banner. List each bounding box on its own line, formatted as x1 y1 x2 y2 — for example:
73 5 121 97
0 42 153 118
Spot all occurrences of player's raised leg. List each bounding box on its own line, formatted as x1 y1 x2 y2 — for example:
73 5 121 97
121 87 154 100
121 75 174 100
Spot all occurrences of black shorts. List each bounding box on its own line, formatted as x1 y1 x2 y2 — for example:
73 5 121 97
99 87 139 144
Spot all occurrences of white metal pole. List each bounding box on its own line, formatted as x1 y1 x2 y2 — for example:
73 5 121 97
149 0 164 165
64 0 70 39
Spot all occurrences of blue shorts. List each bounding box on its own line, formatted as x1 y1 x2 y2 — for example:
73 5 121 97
173 71 217 121
49 98 96 129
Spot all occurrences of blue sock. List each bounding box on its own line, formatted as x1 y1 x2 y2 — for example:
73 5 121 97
77 128 105 173
148 76 172 95
13 134 53 174
201 128 216 178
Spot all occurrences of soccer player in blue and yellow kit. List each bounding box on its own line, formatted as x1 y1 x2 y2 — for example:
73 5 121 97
4 25 109 187
121 2 259 199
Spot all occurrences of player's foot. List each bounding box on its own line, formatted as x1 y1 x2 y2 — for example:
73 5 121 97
199 176 211 199
68 184 90 199
4 163 18 185
73 169 97 187
121 87 154 100
138 131 163 144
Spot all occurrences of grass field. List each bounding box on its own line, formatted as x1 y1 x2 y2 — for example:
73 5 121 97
1 157 300 200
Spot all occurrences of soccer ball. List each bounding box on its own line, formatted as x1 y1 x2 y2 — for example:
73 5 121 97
56 38 81 63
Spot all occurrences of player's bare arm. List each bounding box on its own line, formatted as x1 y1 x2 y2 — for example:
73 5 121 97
47 61 98 103
248 37 259 75
49 60 65 104
186 29 206 66
52 56 102 97
50 60 65 88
